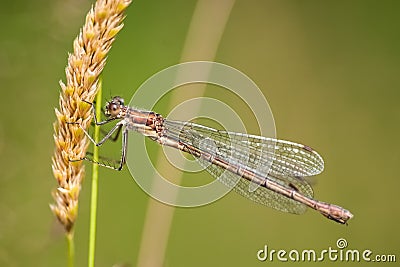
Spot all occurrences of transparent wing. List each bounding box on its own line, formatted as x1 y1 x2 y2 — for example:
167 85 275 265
164 120 324 214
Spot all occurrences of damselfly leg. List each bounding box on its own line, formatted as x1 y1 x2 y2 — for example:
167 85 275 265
68 99 128 170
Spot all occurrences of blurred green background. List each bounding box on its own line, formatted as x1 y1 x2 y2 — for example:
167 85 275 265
1 0 399 266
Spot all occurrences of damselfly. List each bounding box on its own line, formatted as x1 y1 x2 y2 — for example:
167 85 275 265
70 96 353 224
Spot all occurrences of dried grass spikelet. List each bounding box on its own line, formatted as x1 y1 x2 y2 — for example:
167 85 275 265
51 0 132 233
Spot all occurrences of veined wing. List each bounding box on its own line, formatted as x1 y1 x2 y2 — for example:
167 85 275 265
164 120 324 177
239 134 324 177
164 120 322 213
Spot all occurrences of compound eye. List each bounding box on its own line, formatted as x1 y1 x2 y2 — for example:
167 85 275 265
108 103 120 117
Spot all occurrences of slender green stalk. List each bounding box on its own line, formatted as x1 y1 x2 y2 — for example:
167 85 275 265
88 82 102 267
66 232 75 267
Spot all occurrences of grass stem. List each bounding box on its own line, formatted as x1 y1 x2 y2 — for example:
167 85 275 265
66 231 74 267
88 82 102 267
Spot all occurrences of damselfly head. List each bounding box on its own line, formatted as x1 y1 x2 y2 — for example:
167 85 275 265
105 96 125 118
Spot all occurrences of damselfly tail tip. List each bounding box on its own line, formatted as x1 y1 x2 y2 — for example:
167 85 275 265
319 204 354 225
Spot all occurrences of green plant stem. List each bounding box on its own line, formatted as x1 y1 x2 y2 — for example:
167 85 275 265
66 231 74 267
88 81 102 267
